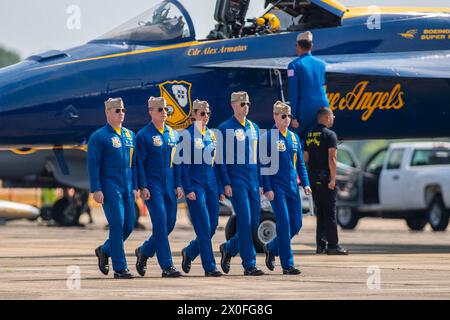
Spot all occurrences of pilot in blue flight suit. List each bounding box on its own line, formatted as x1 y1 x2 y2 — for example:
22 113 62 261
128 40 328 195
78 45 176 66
180 100 223 277
218 91 265 276
261 101 312 275
134 97 184 278
288 31 330 138
88 97 137 279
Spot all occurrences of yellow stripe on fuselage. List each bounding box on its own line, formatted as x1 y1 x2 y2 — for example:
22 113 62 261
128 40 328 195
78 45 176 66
321 0 347 13
9 145 87 155
31 40 218 71
343 7 450 20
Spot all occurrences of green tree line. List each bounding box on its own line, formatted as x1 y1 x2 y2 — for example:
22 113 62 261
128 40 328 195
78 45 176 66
0 46 21 68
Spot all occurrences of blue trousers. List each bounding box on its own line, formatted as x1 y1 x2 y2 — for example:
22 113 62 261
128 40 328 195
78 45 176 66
101 188 136 272
266 187 303 269
140 186 177 270
224 184 261 269
185 183 219 272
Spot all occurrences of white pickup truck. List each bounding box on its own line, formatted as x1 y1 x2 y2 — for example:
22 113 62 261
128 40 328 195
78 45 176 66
337 142 450 231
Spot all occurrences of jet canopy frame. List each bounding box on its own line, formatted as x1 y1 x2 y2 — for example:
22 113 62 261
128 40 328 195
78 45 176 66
208 0 347 39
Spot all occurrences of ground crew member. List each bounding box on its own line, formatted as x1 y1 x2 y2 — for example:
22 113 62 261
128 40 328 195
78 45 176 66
304 107 348 255
134 97 184 278
180 100 223 277
218 91 265 276
88 97 137 279
262 101 312 274
288 31 329 138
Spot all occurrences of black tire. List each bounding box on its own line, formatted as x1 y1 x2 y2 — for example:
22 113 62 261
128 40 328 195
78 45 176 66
253 211 277 253
405 216 427 231
39 205 53 221
337 207 359 230
427 194 450 232
225 211 277 253
51 197 78 226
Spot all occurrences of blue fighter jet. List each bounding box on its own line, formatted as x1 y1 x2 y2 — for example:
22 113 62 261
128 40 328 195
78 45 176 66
0 0 449 230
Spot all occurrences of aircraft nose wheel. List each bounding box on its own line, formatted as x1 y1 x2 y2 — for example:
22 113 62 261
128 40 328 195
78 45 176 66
255 217 276 248
225 211 277 253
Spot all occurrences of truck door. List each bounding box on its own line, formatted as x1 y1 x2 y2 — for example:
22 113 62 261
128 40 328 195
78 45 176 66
379 148 406 210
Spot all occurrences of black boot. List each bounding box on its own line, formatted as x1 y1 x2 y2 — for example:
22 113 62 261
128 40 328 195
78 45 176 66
114 269 134 279
263 244 275 271
181 248 192 274
282 267 302 275
219 243 231 274
95 246 109 275
327 246 349 255
162 266 182 278
205 269 223 277
135 247 149 276
244 266 265 276
316 246 327 254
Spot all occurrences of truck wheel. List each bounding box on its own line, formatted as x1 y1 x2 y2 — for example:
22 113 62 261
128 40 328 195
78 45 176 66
253 211 277 253
427 195 450 231
225 211 277 253
337 207 359 230
405 216 427 231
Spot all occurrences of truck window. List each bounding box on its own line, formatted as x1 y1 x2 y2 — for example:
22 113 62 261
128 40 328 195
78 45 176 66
366 149 387 175
386 149 405 170
411 149 450 166
337 149 356 168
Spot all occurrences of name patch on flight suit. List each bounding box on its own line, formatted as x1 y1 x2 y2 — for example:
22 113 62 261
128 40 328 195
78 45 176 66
111 137 122 148
124 139 134 147
122 130 133 147
153 136 163 147
167 137 176 147
291 133 299 152
210 131 217 144
168 128 177 147
277 140 287 152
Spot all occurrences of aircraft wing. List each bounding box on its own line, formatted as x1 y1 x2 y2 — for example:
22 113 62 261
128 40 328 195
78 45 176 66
197 50 450 79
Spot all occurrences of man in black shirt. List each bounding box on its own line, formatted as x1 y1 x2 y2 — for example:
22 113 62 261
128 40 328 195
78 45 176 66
304 108 348 255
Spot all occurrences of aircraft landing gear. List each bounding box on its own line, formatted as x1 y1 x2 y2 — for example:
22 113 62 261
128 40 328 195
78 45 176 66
47 189 92 227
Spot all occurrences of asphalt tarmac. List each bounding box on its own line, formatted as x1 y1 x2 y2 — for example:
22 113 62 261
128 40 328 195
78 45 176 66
1 207 450 300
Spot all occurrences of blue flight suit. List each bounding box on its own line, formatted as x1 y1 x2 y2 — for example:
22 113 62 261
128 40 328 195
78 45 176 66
87 124 137 272
262 126 310 269
136 122 181 270
218 116 262 269
181 125 223 272
288 52 329 136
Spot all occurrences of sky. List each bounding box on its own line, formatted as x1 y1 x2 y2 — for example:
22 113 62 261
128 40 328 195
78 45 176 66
0 0 448 58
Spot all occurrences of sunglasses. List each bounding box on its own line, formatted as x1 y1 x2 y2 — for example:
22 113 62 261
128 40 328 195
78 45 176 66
153 107 171 114
240 102 251 107
196 111 211 117
281 114 292 119
115 108 126 114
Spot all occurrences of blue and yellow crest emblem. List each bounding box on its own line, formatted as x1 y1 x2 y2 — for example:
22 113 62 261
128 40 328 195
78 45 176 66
235 129 246 142
277 140 286 152
159 80 193 130
111 137 121 148
152 135 163 147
